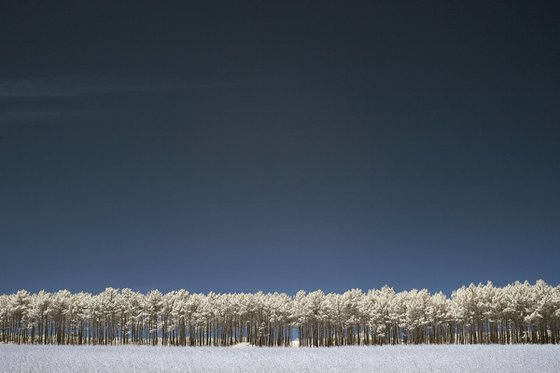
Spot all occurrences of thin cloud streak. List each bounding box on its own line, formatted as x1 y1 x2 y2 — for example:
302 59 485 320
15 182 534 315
0 76 261 97
0 108 133 123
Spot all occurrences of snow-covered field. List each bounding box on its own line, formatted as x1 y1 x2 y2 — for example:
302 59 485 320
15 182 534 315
1 344 559 373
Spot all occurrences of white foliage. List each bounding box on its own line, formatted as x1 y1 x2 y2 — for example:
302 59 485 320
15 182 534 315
0 280 559 346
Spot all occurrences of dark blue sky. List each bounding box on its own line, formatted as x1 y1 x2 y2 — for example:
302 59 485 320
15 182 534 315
1 1 559 295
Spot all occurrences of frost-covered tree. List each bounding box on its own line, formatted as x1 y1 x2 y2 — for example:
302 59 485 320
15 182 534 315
0 281 558 346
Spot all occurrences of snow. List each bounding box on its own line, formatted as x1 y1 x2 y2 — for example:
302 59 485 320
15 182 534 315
231 342 252 348
1 344 559 373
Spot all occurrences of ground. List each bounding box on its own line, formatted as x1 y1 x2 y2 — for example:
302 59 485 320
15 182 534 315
1 344 559 372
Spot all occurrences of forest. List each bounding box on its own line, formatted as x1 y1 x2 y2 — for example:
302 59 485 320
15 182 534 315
1 280 559 347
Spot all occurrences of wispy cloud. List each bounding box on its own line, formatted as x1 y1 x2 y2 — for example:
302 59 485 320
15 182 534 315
0 109 81 122
0 108 126 123
0 76 255 98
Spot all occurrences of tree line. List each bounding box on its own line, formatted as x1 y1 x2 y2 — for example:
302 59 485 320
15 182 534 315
1 280 559 347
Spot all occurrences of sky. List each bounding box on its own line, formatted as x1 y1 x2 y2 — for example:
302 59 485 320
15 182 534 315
0 1 559 296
